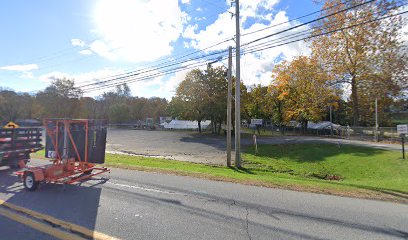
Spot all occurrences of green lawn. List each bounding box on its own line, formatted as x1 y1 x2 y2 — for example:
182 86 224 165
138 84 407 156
243 144 407 193
31 144 408 202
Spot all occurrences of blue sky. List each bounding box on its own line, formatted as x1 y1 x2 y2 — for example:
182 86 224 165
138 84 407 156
0 0 321 99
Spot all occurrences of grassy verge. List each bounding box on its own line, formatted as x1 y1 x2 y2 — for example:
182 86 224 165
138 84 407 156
31 144 408 203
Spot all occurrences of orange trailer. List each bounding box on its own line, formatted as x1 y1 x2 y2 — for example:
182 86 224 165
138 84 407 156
18 119 109 191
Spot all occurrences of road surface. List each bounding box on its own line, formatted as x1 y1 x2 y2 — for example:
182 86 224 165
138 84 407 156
0 159 407 240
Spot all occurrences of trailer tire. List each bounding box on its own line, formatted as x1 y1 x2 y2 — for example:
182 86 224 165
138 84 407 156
24 173 39 191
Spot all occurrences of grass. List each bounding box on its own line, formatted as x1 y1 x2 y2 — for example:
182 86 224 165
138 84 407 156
31 144 408 203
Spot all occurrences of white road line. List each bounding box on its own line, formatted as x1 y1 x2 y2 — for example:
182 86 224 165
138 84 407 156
106 181 175 194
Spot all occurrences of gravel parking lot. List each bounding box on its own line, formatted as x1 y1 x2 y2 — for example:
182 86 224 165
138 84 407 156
106 128 401 165
106 129 230 164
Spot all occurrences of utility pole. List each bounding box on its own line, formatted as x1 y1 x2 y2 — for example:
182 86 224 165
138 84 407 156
375 98 379 142
330 105 333 137
234 0 241 168
226 46 232 167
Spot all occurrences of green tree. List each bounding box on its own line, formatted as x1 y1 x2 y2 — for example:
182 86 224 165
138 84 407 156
203 66 228 134
0 89 34 121
244 85 273 122
35 78 83 118
171 66 228 134
171 69 207 133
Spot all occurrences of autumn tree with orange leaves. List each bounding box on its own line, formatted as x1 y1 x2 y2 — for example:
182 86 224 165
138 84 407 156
271 56 339 132
311 0 407 126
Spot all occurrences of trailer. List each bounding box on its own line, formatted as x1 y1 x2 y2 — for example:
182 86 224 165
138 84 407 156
0 123 43 169
19 119 110 191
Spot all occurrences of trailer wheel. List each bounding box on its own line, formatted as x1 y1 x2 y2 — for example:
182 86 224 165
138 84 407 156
24 173 39 191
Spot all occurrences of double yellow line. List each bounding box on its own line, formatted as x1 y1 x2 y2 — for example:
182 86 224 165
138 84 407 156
0 199 119 240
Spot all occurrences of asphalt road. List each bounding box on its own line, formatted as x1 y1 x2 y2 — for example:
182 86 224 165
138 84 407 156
106 129 402 165
0 159 407 240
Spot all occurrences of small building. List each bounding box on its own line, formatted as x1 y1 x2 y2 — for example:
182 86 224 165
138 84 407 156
162 120 211 130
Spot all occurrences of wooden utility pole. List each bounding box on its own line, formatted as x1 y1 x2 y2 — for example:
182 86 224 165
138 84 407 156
330 105 333 137
375 98 379 142
226 46 232 167
234 0 241 168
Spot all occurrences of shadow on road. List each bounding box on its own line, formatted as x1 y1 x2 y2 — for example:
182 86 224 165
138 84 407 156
0 167 105 235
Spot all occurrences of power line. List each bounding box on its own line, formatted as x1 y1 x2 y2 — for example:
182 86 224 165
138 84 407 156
79 0 377 91
81 8 408 94
242 2 407 53
242 10 408 55
77 49 228 89
82 56 228 93
30 0 401 95
81 0 378 90
240 0 356 37
242 0 375 47
23 0 362 74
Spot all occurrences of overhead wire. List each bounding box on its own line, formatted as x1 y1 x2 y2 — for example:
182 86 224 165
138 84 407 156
81 6 407 93
242 9 408 55
78 0 379 92
241 0 375 47
241 2 407 54
240 0 356 37
28 0 404 95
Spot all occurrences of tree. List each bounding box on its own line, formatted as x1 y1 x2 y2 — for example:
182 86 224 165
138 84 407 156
170 66 228 134
203 66 228 134
171 69 207 133
311 0 407 125
244 85 273 121
35 78 83 118
0 89 34 121
271 56 338 132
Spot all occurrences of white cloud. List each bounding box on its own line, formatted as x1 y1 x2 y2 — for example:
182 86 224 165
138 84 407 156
181 0 190 4
160 69 188 94
159 60 209 99
89 40 117 60
0 64 39 71
92 0 187 62
79 49 93 55
71 38 85 47
183 0 311 87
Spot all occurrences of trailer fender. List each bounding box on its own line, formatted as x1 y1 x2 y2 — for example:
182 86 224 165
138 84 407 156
25 169 45 182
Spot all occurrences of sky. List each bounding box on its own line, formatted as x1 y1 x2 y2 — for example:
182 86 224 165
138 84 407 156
0 0 399 100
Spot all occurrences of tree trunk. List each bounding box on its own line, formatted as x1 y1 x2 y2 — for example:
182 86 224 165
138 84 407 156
217 121 222 135
301 119 308 134
351 76 360 126
211 116 215 134
198 120 202 133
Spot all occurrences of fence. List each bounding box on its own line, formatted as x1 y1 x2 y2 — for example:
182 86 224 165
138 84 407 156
244 125 401 143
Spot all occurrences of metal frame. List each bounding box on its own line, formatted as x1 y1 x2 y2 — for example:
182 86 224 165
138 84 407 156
19 119 109 186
